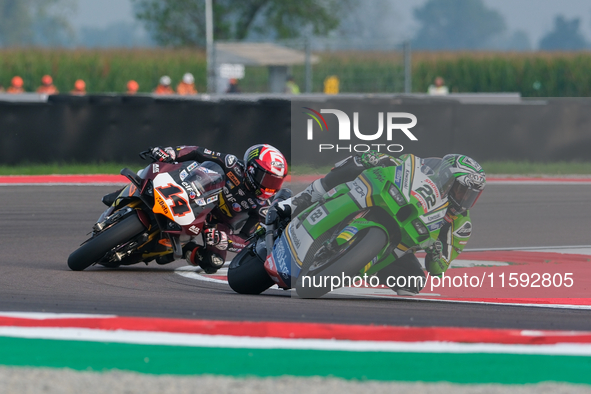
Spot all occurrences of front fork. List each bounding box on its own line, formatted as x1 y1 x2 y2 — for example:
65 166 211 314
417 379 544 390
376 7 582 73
95 201 142 232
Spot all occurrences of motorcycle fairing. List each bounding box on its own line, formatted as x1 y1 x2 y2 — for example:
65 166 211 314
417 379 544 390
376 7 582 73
264 233 294 289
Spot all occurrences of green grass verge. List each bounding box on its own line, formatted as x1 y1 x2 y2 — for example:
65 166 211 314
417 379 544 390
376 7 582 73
2 337 591 384
1 161 591 176
0 163 138 176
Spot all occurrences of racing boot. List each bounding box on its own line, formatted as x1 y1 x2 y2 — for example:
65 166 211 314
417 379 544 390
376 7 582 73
184 242 224 274
292 179 326 216
376 253 426 296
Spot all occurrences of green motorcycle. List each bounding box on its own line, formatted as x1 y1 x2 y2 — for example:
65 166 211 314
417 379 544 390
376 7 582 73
228 154 455 298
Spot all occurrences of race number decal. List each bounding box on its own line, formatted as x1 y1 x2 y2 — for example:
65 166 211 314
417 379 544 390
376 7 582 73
156 184 191 217
412 184 436 213
153 173 196 225
307 206 328 225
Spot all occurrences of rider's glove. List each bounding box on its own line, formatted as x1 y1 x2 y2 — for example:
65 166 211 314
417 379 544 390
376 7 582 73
359 151 399 168
275 200 292 219
422 239 448 276
150 147 176 163
422 239 443 257
266 200 292 225
205 228 229 250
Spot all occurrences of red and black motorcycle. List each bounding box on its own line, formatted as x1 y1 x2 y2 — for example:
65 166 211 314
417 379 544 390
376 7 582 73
67 153 225 271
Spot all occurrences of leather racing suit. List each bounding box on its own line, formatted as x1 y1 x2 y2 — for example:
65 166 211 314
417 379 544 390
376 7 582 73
159 145 271 271
293 151 474 294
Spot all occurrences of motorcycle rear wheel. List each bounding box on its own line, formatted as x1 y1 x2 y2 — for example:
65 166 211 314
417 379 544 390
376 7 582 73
295 227 387 299
67 214 146 271
227 247 274 294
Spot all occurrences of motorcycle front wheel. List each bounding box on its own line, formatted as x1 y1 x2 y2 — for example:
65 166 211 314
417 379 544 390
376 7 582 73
227 247 274 294
67 214 146 271
295 227 387 299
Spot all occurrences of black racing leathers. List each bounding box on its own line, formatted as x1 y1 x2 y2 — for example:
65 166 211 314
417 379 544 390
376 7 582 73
170 145 269 257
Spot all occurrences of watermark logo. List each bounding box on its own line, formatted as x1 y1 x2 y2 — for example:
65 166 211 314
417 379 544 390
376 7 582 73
303 107 418 153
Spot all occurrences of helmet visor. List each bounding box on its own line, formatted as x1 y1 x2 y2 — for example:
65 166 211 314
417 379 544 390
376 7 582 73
252 168 285 191
450 182 482 210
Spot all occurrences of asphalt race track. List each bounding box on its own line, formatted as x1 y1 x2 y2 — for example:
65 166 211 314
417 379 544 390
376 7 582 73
1 183 590 331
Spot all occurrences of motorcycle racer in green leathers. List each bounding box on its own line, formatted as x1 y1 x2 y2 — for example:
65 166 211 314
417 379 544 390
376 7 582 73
288 151 486 295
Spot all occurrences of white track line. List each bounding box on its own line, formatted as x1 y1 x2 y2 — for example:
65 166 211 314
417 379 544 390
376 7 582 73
2 326 591 355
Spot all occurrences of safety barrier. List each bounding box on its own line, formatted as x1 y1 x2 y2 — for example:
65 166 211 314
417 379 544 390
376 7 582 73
1 94 590 165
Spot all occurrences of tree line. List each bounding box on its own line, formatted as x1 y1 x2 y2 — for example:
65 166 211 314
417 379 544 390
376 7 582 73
1 0 590 50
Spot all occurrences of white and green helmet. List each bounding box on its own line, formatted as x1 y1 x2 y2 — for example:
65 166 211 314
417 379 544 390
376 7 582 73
440 154 486 214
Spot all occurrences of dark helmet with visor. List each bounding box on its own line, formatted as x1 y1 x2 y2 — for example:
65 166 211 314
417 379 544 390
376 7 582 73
243 144 288 200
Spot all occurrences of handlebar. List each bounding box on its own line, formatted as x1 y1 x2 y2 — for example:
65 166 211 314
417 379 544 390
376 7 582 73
139 149 155 162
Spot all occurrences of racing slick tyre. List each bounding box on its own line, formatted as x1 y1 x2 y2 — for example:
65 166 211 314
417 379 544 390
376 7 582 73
295 227 387 299
227 247 274 294
67 214 146 271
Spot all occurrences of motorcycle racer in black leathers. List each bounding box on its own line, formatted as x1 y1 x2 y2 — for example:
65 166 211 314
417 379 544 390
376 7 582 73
106 143 288 274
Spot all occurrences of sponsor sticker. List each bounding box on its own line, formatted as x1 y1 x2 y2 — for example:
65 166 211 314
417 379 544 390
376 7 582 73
427 222 443 231
225 155 237 168
453 221 472 238
394 167 403 187
425 211 446 223
223 188 236 203
180 170 188 181
206 195 219 204
273 237 291 282
337 226 359 243
241 201 250 210
232 203 241 212
201 168 218 175
187 162 198 172
152 163 160 173
346 180 368 208
204 149 212 155
227 172 240 186
188 225 201 235
265 255 276 272
327 188 337 197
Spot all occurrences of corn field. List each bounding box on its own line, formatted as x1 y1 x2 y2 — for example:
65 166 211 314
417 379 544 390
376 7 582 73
1 48 591 96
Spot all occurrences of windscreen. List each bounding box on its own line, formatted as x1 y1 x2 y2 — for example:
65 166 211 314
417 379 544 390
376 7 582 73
422 157 455 197
185 161 225 195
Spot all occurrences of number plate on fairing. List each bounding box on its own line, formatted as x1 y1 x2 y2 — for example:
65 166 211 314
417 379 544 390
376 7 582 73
306 205 328 225
153 173 196 225
409 162 447 215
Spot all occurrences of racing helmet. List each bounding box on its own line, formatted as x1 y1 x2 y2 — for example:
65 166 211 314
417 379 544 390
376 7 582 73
243 144 288 200
441 154 486 215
